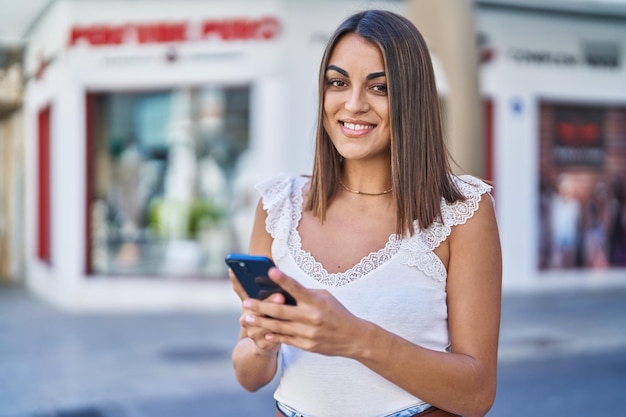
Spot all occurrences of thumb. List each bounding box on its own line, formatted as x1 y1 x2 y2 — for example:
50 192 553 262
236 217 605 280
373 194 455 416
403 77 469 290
268 267 309 302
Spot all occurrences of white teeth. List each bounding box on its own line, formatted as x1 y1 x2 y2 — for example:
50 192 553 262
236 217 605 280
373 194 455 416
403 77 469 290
343 122 371 131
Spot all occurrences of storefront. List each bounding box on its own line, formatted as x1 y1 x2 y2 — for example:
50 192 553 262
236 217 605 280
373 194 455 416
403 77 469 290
22 0 405 310
21 0 626 310
477 5 626 290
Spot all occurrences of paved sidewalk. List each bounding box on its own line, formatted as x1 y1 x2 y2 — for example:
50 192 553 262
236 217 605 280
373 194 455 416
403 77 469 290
1 282 625 416
0 283 247 417
498 287 626 362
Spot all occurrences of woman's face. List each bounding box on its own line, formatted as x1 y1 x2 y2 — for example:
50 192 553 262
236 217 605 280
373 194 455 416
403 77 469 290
323 33 391 163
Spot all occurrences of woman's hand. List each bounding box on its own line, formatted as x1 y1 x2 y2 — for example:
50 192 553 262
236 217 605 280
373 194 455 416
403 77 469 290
240 292 285 354
242 267 364 358
230 267 282 353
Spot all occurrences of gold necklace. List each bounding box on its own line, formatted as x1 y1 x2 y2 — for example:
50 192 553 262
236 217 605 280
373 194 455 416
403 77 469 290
339 180 393 196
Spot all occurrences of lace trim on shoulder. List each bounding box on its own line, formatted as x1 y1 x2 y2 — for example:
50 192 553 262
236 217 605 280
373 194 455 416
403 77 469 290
425 175 492 248
398 175 492 282
397 238 448 282
255 173 308 261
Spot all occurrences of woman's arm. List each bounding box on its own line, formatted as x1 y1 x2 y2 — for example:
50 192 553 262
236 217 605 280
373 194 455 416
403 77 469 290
230 199 282 392
356 194 502 416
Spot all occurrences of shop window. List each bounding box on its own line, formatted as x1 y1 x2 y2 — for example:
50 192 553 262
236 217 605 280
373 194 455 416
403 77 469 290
538 102 626 271
86 86 250 278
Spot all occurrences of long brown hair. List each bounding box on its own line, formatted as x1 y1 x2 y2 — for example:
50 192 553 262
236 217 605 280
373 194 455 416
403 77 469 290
306 9 465 236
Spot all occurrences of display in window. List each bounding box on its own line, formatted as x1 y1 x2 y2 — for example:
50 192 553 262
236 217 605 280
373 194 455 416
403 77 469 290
538 102 626 270
87 85 251 278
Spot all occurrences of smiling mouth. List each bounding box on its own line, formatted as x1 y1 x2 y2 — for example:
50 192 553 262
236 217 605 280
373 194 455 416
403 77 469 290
341 121 376 131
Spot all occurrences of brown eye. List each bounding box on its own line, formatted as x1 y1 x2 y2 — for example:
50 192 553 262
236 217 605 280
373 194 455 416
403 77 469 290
372 84 387 93
327 79 346 88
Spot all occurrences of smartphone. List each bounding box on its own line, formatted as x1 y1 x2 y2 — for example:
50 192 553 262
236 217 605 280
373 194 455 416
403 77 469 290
225 253 297 305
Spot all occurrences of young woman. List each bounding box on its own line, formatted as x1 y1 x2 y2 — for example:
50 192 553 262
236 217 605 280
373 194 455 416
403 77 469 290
229 9 502 417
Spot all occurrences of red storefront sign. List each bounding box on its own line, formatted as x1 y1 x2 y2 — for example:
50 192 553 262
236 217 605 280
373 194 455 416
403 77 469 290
552 106 605 166
68 16 281 46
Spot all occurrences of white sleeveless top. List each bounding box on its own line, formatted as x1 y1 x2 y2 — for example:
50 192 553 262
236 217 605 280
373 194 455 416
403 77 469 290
256 173 492 417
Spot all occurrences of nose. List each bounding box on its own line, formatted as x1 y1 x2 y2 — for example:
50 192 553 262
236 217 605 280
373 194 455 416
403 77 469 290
344 88 369 113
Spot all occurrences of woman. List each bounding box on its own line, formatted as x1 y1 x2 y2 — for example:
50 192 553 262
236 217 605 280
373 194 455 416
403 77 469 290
229 9 502 417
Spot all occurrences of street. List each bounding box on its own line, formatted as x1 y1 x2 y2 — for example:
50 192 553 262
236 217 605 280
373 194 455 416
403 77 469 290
493 347 626 416
1 283 625 416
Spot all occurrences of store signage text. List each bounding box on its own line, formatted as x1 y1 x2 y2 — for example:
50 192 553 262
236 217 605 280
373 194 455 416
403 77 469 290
68 17 281 47
508 45 620 69
509 48 577 65
552 108 605 167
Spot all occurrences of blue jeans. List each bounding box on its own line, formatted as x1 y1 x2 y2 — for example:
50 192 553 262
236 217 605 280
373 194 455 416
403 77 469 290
276 400 432 417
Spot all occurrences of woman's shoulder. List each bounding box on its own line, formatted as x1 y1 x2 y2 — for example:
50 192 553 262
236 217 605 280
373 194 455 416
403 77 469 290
255 172 309 192
254 172 310 208
439 174 495 228
450 174 493 198
253 173 310 253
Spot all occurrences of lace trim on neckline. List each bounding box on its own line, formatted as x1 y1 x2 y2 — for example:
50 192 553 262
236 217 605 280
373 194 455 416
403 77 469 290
260 173 492 287
277 176 402 287
292 232 402 287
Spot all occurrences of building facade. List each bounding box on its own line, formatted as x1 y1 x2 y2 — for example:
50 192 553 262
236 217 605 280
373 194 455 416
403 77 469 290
0 49 25 283
478 5 626 289
11 0 626 310
21 0 407 310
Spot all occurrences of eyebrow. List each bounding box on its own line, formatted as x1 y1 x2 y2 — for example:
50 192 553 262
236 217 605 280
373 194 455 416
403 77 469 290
326 65 348 77
326 65 386 80
366 71 386 80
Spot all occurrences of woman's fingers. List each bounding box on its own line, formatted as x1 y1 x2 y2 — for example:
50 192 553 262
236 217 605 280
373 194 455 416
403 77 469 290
240 300 283 351
228 268 249 301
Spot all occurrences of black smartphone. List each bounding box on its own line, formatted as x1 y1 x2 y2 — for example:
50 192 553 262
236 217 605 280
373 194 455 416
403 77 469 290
225 253 297 305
